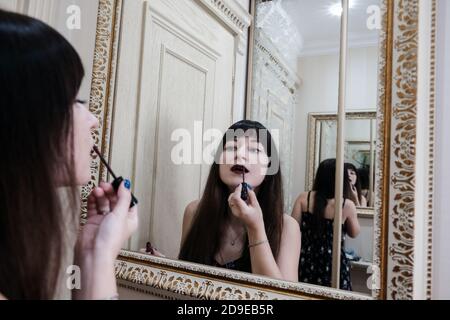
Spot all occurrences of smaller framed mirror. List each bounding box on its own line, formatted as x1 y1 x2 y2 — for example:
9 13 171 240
304 111 376 295
306 111 376 215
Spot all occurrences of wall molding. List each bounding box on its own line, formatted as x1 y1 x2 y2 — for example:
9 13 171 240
197 0 251 54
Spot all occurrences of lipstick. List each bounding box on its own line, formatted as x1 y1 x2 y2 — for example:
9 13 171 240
93 146 138 208
241 168 249 201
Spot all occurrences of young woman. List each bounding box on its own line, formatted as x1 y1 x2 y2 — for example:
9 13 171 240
178 120 300 282
345 163 367 207
0 10 138 299
291 159 360 290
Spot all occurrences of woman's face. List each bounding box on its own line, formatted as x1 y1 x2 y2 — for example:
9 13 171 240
348 168 357 186
219 135 269 191
72 100 99 184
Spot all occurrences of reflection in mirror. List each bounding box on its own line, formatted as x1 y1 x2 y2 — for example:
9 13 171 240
247 0 380 294
178 121 300 283
119 0 302 284
118 0 382 297
307 112 377 208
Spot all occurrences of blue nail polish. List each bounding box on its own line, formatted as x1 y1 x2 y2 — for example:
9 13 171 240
248 184 252 190
124 179 131 190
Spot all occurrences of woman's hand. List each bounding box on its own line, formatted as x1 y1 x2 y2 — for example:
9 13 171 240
73 181 138 299
76 181 138 260
349 184 360 206
151 248 166 257
228 184 264 231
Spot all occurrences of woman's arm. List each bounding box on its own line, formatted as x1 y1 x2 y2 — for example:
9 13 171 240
229 186 300 281
73 250 118 300
267 214 300 282
291 193 306 226
180 200 199 247
73 182 138 300
361 195 368 207
343 200 360 238
247 215 300 282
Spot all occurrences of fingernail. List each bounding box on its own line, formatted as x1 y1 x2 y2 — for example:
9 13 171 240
124 179 131 190
248 184 253 190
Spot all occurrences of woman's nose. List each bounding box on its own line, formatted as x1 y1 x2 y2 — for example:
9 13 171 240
235 145 248 161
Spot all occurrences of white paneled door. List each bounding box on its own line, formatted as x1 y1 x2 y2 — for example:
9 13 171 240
111 0 237 258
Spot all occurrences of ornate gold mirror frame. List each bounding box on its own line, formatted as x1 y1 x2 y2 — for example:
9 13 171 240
85 0 435 300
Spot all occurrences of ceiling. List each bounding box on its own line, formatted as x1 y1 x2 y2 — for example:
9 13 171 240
268 0 381 56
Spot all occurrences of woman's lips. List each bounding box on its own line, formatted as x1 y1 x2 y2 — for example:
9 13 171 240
230 164 249 174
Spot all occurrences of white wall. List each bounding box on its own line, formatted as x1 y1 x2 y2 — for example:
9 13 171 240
0 0 99 102
433 0 450 300
0 0 16 10
292 46 379 199
51 0 99 101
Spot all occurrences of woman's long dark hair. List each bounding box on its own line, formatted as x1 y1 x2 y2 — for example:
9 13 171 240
311 159 351 233
357 165 370 190
0 10 84 299
178 120 284 268
344 162 363 203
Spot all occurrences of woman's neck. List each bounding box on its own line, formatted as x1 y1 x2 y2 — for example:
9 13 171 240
226 185 260 194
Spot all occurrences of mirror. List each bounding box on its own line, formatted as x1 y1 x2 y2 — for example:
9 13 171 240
83 0 431 301
104 0 386 299
307 112 377 209
246 0 380 295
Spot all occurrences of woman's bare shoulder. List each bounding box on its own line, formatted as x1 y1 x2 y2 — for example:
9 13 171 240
181 200 200 244
343 198 357 218
183 199 200 228
184 200 200 217
294 191 310 208
296 191 309 201
344 198 357 210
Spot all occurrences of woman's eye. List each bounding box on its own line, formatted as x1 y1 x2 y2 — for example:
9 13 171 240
249 147 261 153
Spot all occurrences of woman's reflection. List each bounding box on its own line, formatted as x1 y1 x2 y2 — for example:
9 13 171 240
292 159 360 290
345 163 368 207
358 166 374 206
178 120 301 282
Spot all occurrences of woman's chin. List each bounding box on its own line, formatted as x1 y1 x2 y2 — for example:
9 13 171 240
223 179 241 190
